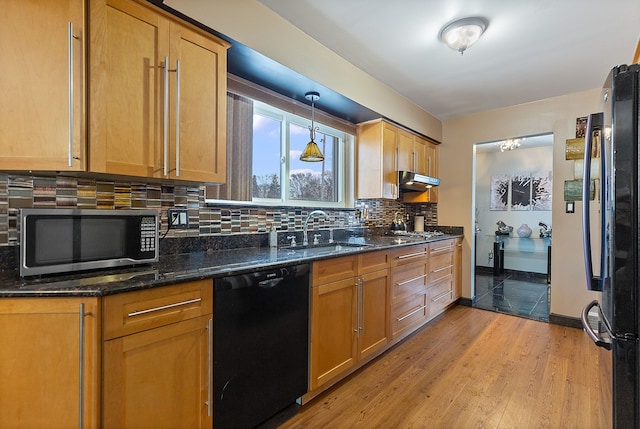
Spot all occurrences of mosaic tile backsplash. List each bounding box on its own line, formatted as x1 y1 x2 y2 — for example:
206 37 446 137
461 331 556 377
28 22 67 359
0 174 437 248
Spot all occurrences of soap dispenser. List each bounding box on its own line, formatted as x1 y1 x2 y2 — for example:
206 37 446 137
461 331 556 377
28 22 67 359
269 226 278 248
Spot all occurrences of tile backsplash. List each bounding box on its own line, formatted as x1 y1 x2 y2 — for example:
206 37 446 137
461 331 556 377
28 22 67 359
0 174 437 247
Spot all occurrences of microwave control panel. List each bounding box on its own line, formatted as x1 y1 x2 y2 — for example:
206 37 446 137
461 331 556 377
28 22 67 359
140 216 158 254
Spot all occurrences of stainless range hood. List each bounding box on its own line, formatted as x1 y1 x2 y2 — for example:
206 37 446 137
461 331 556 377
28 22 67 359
398 171 440 191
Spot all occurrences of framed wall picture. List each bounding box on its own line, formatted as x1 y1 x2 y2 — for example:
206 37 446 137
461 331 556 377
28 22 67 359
511 174 531 211
532 171 553 211
490 174 509 211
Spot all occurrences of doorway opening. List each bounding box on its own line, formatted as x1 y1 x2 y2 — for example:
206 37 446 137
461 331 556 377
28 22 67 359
472 133 553 322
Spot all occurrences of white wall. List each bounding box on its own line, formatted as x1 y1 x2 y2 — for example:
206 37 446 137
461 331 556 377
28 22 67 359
165 0 442 141
475 145 552 273
440 88 603 319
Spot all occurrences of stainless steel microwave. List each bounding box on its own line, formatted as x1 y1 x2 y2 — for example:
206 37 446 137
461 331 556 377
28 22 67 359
20 208 159 277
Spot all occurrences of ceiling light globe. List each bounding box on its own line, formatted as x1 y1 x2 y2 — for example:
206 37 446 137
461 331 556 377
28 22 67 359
439 17 488 54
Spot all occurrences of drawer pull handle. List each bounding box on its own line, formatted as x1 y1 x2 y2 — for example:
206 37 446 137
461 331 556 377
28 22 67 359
431 265 453 273
431 246 452 253
433 291 451 302
398 251 428 259
397 305 427 322
397 274 427 286
127 298 202 317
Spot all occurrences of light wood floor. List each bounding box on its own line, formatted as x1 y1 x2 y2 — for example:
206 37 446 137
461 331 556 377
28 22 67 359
271 305 611 429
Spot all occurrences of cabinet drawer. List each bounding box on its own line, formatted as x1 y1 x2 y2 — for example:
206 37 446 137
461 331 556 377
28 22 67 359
391 244 429 267
359 250 390 274
103 279 213 340
390 263 428 304
391 293 427 337
429 252 453 282
429 239 454 256
429 274 453 298
429 287 453 316
313 255 358 285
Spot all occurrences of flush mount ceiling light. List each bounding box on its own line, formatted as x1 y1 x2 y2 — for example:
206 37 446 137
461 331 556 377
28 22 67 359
439 17 488 55
497 139 521 152
299 91 325 162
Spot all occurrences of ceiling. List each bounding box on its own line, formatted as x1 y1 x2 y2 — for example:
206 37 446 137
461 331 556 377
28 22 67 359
253 0 640 121
160 0 640 126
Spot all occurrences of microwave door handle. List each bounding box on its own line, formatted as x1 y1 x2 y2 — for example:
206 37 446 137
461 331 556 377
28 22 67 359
582 112 604 291
581 300 612 350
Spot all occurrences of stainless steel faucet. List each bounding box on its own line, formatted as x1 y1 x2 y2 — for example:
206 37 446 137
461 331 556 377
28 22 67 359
303 210 329 246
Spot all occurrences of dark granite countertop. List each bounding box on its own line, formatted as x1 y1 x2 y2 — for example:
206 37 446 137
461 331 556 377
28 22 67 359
0 234 462 297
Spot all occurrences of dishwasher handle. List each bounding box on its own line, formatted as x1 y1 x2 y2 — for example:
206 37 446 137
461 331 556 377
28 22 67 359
258 278 284 288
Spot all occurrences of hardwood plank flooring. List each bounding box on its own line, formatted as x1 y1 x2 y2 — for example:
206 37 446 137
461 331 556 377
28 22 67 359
266 306 610 429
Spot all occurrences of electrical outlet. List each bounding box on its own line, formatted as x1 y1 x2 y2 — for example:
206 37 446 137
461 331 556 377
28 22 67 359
167 209 189 229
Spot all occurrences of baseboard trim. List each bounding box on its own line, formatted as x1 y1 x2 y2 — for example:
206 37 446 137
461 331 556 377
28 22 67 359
457 297 473 307
549 313 582 329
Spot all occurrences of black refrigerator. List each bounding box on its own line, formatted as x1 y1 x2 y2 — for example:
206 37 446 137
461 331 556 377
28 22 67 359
581 63 640 428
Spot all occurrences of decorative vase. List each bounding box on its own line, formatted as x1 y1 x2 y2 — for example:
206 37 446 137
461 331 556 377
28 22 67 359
517 223 532 238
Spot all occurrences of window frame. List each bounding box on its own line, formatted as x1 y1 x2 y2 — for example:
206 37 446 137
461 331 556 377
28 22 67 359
251 100 354 209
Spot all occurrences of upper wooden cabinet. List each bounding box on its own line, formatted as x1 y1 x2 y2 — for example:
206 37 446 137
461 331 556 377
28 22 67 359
404 136 439 203
0 0 87 171
89 0 229 182
356 120 399 199
356 119 439 200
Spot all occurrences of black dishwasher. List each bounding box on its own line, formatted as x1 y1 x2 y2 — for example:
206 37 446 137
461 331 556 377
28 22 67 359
214 263 310 428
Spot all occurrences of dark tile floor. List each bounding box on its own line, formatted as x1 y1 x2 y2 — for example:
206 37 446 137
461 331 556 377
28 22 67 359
474 267 550 322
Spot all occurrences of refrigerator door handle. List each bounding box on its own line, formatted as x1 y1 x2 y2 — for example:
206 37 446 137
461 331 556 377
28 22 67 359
582 112 604 291
581 300 612 350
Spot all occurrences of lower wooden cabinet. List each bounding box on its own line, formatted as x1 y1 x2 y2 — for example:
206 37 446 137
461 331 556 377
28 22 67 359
102 280 213 429
309 252 390 391
103 315 211 429
0 298 100 429
390 244 429 339
428 239 455 316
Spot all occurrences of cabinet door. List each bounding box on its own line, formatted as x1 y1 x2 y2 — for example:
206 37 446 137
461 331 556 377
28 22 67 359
103 315 212 429
396 128 414 172
414 136 428 175
453 238 463 300
168 22 228 183
310 278 357 390
0 298 99 429
1 0 86 171
357 269 389 361
382 122 399 199
90 0 167 177
426 142 438 201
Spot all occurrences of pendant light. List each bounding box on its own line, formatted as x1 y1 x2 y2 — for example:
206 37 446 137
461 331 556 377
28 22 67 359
300 91 325 162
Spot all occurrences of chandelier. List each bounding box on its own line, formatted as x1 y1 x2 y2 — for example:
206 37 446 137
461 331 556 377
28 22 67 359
497 139 521 152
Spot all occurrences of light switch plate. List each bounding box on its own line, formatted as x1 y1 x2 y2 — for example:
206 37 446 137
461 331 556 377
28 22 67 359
167 209 189 229
566 201 575 213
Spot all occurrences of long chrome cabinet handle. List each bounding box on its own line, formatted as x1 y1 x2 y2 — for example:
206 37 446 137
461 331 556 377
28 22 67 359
206 318 213 416
431 265 453 274
397 305 426 322
354 280 360 335
359 278 364 335
397 274 427 286
397 251 428 260
163 56 169 176
127 297 202 317
175 60 181 177
432 291 451 302
78 303 85 429
431 245 451 253
68 22 79 167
